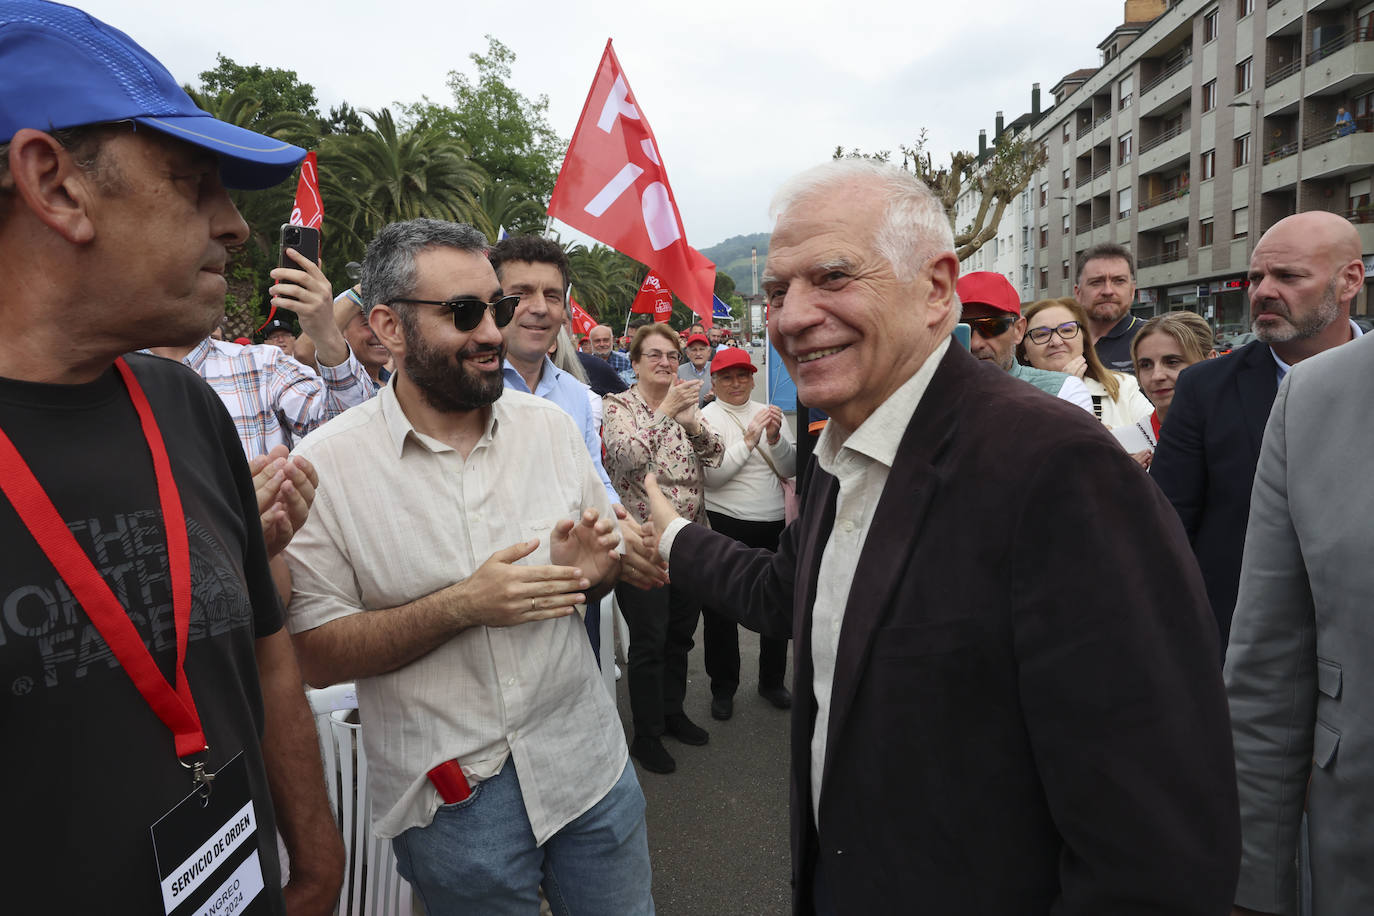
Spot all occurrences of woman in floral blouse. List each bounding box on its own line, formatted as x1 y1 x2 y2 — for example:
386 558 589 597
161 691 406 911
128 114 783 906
603 323 724 775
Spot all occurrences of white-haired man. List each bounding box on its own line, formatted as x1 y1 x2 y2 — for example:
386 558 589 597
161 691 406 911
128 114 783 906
640 159 1240 914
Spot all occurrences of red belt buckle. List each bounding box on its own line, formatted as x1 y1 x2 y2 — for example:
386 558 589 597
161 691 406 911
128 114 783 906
426 759 471 804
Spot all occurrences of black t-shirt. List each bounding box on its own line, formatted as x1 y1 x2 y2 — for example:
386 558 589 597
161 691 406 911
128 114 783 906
0 354 286 914
578 351 629 396
1094 313 1147 374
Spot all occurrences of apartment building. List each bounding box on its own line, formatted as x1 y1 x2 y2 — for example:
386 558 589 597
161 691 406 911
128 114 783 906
967 0 1373 329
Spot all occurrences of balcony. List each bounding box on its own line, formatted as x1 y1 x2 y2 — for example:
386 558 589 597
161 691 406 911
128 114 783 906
1090 114 1114 147
1140 55 1194 117
1265 0 1302 36
1301 121 1374 180
1138 124 1191 174
1262 143 1300 192
1262 62 1303 115
1138 187 1191 232
1137 245 1190 288
1090 164 1113 198
1304 30 1374 97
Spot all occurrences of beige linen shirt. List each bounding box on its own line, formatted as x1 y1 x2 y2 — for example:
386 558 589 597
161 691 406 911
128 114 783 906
284 383 627 842
660 338 947 822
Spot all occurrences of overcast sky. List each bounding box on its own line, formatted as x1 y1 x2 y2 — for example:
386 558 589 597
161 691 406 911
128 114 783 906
80 0 1123 260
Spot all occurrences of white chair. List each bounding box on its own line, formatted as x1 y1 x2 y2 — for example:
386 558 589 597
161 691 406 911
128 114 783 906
306 685 413 916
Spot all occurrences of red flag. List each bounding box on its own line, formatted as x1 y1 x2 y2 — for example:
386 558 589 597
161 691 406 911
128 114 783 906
548 40 716 327
289 151 323 230
569 293 597 336
629 272 674 323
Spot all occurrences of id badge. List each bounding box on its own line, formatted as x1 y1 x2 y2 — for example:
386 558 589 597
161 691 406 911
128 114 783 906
150 752 269 916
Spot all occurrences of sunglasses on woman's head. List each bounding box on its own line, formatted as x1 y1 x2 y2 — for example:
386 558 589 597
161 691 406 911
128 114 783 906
389 295 520 331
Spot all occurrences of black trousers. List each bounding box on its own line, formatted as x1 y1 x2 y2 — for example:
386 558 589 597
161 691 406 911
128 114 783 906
616 580 700 738
702 511 789 698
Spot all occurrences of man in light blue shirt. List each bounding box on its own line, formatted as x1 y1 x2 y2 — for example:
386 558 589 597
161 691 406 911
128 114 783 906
492 237 622 661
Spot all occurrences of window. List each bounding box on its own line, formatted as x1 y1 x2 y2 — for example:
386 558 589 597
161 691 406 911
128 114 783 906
1233 206 1249 239
1063 212 1071 232
1119 131 1133 164
1200 218 1215 247
1063 167 1071 189
1119 75 1134 111
1202 80 1217 112
1201 149 1216 180
1022 226 1030 249
1238 0 1253 18
1040 226 1049 247
1022 265 1030 288
1234 133 1251 166
1062 259 1071 279
1040 267 1049 289
1119 187 1133 219
1063 123 1071 142
1203 7 1219 42
1349 178 1371 221
1236 57 1252 93
1039 182 1048 207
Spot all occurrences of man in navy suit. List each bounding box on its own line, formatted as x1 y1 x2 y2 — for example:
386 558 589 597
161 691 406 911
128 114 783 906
641 159 1239 915
1150 211 1363 649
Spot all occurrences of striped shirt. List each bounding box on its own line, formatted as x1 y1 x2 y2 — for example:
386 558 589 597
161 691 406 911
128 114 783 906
173 338 375 457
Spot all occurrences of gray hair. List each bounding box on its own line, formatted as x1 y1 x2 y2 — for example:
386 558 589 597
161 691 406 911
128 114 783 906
768 159 954 281
549 325 590 384
360 218 489 315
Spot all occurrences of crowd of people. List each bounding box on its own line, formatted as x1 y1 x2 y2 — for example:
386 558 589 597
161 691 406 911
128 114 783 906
5 3 1374 915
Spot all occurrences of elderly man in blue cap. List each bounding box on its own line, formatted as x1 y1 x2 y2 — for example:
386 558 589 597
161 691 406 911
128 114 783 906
0 2 343 914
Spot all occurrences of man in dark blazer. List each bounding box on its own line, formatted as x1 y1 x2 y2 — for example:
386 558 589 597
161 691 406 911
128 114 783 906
641 160 1239 914
1149 211 1363 649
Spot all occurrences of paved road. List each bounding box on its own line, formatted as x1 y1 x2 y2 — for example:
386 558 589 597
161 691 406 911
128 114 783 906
615 621 793 915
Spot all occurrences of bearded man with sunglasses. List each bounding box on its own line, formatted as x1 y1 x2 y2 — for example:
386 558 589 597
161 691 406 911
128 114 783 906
955 271 1092 412
282 218 656 914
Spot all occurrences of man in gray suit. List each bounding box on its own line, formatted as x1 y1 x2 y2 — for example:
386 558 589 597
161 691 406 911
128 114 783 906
1226 232 1371 915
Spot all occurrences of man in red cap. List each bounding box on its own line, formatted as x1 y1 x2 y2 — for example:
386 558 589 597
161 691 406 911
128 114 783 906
678 332 715 404
956 271 1093 412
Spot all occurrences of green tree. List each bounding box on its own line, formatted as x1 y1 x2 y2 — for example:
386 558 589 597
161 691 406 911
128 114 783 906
566 243 642 331
402 36 564 203
197 54 320 125
317 108 487 283
835 128 1046 261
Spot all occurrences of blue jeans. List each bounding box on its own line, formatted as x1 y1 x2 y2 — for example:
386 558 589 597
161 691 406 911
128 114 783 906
392 757 654 915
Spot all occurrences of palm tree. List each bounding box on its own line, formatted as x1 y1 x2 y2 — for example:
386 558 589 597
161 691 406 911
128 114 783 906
566 243 643 331
469 181 547 243
318 108 487 265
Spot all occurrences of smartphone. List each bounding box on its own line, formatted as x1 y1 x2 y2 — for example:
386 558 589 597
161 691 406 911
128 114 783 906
279 223 321 269
953 322 971 350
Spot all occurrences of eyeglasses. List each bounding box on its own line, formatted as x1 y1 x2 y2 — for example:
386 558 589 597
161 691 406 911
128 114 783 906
389 295 520 331
1025 321 1081 345
959 314 1018 339
640 349 681 364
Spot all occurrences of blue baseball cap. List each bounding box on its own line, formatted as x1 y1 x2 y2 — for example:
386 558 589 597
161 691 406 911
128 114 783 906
0 0 306 189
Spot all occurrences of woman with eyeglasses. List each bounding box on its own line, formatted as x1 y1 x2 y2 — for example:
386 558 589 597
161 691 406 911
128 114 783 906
1130 311 1218 438
1019 297 1153 431
602 323 724 775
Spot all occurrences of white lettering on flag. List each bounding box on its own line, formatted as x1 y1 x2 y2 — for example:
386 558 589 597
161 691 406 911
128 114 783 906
585 163 644 217
641 183 682 251
639 139 660 165
596 75 640 132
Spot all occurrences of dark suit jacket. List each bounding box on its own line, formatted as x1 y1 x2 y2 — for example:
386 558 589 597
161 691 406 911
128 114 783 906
672 344 1240 915
1149 340 1277 645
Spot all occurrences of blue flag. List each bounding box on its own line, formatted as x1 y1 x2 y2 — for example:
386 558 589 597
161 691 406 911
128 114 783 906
712 295 732 320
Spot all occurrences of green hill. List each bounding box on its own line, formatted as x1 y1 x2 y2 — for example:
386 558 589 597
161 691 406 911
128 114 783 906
701 232 770 297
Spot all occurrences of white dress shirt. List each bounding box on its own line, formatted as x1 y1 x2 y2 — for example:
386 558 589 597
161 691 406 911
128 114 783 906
659 338 948 822
700 398 797 521
284 383 626 842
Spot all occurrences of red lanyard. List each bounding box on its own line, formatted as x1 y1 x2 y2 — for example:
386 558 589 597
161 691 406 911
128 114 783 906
0 357 205 760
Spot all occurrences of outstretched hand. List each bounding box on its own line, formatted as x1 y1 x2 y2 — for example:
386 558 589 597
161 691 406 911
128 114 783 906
550 508 621 587
642 472 684 549
615 505 669 589
459 540 589 627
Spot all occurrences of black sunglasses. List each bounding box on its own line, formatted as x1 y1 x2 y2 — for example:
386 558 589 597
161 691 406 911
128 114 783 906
389 295 520 331
959 314 1018 339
